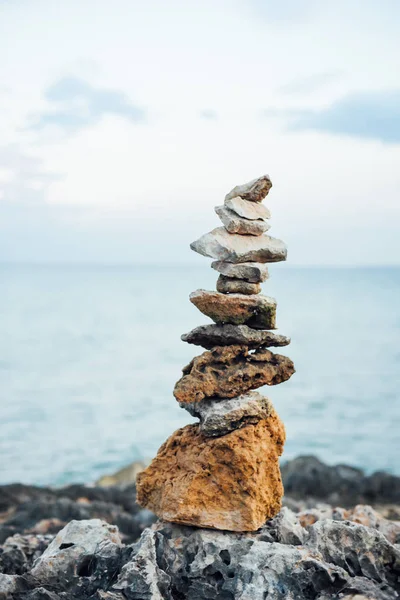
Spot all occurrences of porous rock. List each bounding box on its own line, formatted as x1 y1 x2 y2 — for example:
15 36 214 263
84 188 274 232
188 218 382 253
190 289 277 328
181 323 290 350
183 391 274 436
174 345 295 404
216 274 261 295
136 416 285 531
30 519 123 595
215 204 270 235
212 260 270 282
191 227 287 263
225 174 272 203
225 196 271 220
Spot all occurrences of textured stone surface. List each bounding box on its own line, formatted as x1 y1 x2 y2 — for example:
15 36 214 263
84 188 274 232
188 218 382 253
225 196 271 219
136 416 285 531
174 345 295 404
191 227 286 263
181 323 290 349
31 519 122 592
225 174 272 203
184 391 274 436
212 260 270 282
215 204 270 235
190 289 277 328
216 274 261 294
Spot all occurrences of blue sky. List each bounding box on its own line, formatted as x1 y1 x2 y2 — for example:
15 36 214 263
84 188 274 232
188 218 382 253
0 0 399 265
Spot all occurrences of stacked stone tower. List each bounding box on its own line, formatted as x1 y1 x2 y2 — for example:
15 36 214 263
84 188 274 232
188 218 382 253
137 175 295 532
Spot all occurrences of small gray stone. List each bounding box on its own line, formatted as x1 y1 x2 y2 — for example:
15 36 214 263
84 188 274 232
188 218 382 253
181 323 290 349
216 274 261 295
215 205 270 235
182 391 273 436
225 196 271 220
212 261 270 282
190 227 287 264
225 174 272 203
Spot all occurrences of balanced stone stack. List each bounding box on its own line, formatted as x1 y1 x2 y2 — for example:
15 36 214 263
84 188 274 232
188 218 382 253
137 175 295 532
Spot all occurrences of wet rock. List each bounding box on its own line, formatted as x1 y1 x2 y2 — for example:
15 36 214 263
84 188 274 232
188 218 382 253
215 204 270 235
225 174 272 203
189 289 277 328
216 274 261 294
136 416 285 531
181 323 290 349
31 519 123 595
183 391 274 436
225 195 271 219
190 227 287 263
212 260 270 282
174 345 295 404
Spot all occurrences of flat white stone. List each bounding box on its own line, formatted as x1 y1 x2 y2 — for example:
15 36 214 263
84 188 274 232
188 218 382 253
215 205 270 236
225 175 272 203
225 196 271 220
211 261 270 282
190 227 287 263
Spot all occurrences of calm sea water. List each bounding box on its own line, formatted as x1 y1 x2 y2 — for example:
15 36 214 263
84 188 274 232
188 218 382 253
1 264 399 485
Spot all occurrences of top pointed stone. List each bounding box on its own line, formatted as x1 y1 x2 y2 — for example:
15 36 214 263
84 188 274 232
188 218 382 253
225 175 272 203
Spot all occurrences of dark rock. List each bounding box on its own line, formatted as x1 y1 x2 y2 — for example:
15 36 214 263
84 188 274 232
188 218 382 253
281 455 400 506
181 323 290 350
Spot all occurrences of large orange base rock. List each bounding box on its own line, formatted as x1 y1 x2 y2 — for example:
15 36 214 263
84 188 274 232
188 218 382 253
136 411 285 532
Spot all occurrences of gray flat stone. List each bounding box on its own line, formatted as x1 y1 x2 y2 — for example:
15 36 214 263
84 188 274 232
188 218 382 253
212 261 270 283
189 289 276 328
190 227 286 264
225 174 272 203
225 196 271 220
216 275 261 295
182 391 274 436
181 324 290 349
215 205 270 236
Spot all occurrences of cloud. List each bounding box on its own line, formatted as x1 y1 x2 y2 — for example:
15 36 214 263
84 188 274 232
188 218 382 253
279 71 342 95
199 109 218 120
0 145 62 204
266 90 400 144
27 76 146 133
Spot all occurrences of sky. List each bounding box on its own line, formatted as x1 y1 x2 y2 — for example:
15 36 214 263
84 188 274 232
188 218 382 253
0 0 400 265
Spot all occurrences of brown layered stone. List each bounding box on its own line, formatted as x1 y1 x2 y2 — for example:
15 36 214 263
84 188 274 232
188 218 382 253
174 345 295 404
181 323 290 350
190 289 276 328
136 412 285 532
216 275 261 295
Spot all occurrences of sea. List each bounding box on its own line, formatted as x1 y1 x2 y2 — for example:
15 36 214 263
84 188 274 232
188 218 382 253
1 264 399 486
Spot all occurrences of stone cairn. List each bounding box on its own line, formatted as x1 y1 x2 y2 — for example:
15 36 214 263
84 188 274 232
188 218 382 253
137 175 295 532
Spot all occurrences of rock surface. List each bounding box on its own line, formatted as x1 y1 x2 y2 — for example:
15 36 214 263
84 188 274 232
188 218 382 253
225 174 272 203
1 466 400 599
174 345 295 404
190 289 277 328
216 274 261 294
181 323 290 349
184 391 274 436
212 260 270 282
191 227 287 263
136 416 285 531
225 196 271 220
215 205 270 235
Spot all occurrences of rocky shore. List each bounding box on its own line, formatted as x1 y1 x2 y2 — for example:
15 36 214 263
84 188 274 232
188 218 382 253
1 456 399 599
